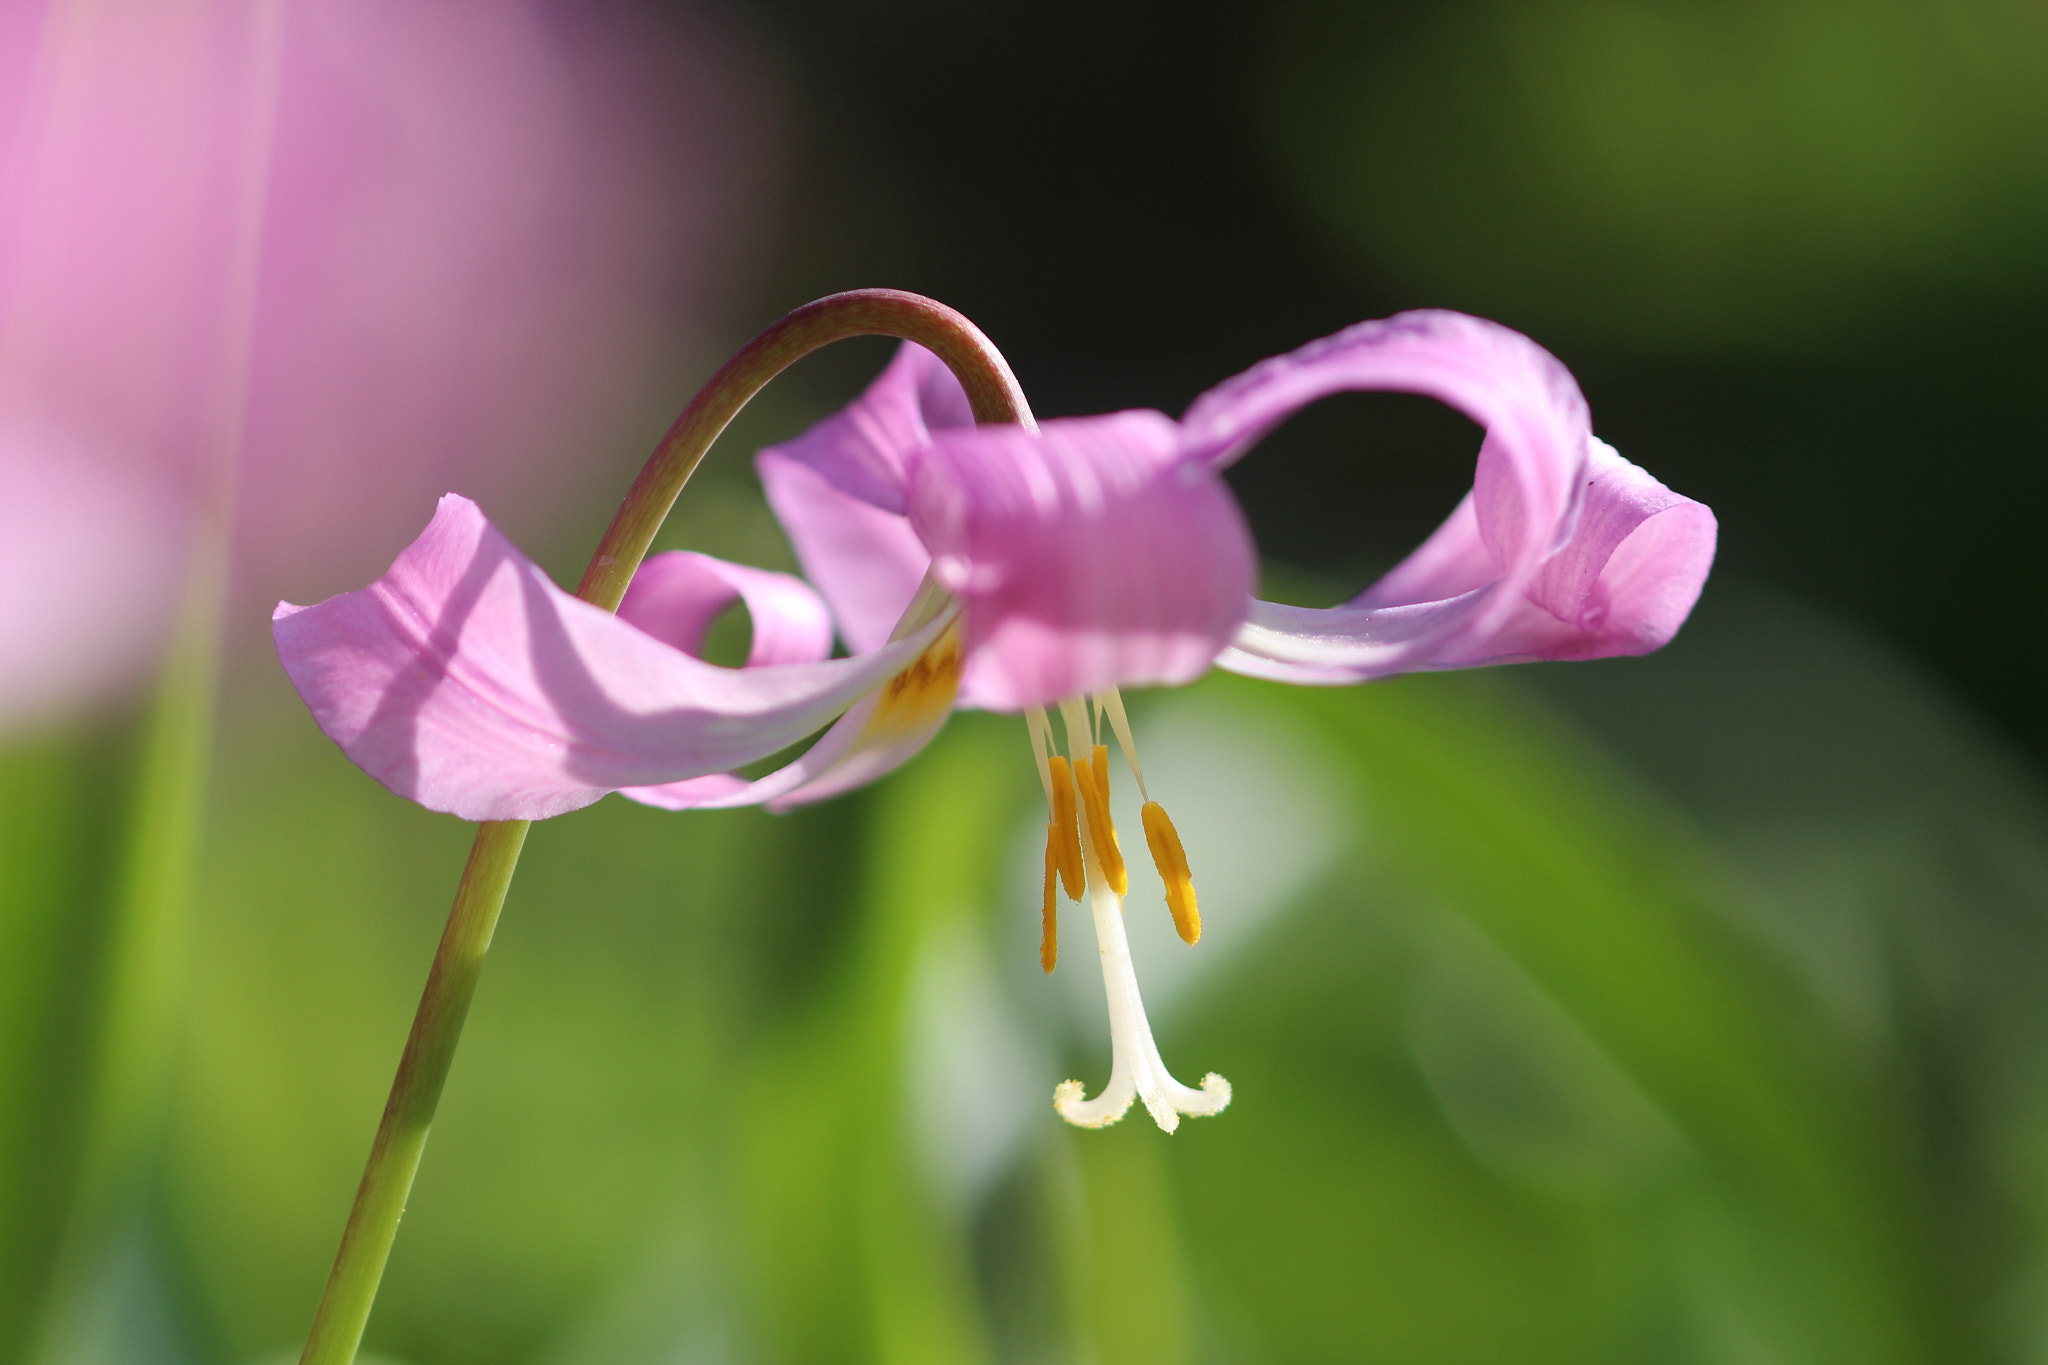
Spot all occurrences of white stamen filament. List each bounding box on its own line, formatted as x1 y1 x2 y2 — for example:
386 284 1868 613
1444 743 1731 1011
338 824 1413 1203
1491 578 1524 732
1093 687 1149 800
1024 705 1057 806
1056 695 1092 759
1053 757 1230 1133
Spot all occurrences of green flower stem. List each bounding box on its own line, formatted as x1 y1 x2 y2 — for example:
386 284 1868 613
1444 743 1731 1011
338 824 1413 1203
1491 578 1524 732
299 289 1032 1365
297 818 528 1365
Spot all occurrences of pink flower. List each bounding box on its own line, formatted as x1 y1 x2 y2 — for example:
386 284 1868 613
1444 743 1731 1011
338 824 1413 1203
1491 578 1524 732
276 309 1715 1129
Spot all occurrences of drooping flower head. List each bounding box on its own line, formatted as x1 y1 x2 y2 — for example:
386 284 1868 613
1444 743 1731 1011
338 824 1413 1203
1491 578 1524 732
276 309 1715 1131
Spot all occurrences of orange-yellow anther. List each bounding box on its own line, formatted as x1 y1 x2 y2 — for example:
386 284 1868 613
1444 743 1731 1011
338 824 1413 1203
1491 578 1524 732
1040 826 1059 973
1046 755 1084 900
1141 801 1199 944
1073 746 1128 896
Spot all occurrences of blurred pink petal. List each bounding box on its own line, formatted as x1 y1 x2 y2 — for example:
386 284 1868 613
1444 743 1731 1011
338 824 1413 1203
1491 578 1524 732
0 424 186 728
907 412 1256 710
0 0 782 723
274 496 947 822
239 0 785 600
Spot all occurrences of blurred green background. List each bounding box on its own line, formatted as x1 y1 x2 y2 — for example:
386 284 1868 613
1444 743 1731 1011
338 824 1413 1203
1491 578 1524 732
8 0 2048 1361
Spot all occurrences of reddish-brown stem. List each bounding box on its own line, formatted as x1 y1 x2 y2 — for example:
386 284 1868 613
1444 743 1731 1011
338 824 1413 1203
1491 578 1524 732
576 287 1035 611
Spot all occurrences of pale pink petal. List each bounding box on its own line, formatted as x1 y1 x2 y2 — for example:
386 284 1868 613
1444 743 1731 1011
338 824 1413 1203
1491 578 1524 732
618 550 833 667
617 714 859 811
761 691 946 809
622 609 964 812
1216 593 1492 684
621 684 941 813
757 450 930 655
758 340 973 515
617 772 754 808
0 0 782 609
907 412 1255 710
273 495 945 821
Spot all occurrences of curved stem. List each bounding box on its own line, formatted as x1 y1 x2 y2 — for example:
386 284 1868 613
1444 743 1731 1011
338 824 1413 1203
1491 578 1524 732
299 289 1031 1365
576 287 1035 610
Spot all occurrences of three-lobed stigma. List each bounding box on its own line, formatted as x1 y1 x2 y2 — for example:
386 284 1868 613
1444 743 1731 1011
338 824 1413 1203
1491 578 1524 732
1027 691 1229 1132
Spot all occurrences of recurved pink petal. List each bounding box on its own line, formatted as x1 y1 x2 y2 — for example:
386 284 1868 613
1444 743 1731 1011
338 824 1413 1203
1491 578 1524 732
1188 311 1609 682
618 550 834 667
274 495 945 821
907 412 1255 711
757 450 930 655
1219 439 1714 682
1183 310 1588 487
615 694 888 811
758 340 974 515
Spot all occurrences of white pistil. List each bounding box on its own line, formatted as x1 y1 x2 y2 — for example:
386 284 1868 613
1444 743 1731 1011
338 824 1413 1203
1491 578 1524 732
1053 759 1230 1133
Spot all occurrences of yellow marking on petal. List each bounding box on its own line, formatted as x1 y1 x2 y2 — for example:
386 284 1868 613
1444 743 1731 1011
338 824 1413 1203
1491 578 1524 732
858 620 962 745
885 571 960 641
1074 746 1128 897
1046 755 1085 900
1041 826 1060 973
1141 801 1199 944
